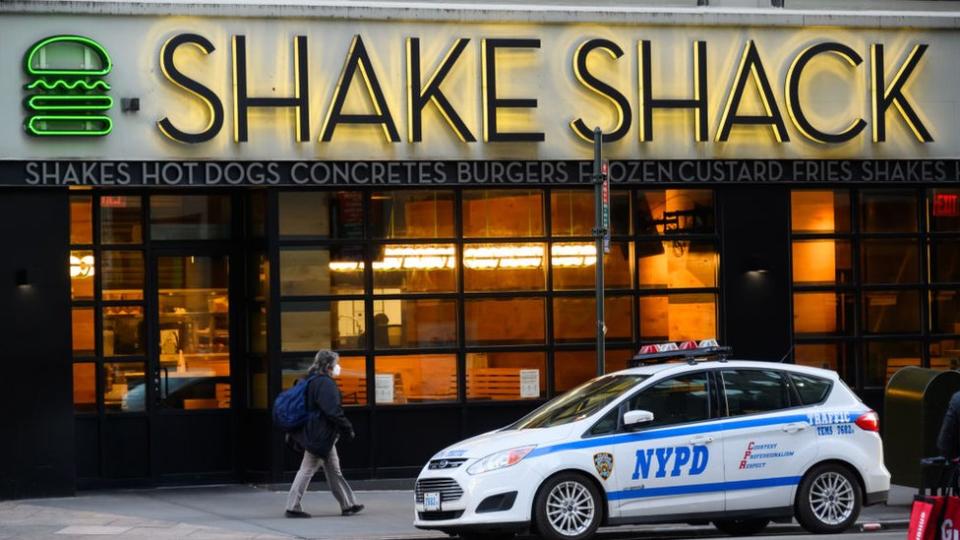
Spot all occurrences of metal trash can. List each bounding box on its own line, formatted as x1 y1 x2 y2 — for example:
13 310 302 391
885 366 960 487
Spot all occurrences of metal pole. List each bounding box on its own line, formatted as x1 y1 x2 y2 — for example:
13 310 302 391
593 127 606 377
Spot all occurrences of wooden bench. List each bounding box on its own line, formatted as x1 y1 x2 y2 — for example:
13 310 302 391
467 368 523 400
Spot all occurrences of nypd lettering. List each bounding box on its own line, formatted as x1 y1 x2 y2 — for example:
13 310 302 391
632 446 709 480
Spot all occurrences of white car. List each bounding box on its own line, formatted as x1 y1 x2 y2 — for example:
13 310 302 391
413 348 890 540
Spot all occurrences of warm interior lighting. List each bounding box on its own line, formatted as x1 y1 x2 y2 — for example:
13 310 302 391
327 243 601 272
70 254 95 278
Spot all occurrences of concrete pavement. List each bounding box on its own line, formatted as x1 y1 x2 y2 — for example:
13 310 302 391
0 483 915 540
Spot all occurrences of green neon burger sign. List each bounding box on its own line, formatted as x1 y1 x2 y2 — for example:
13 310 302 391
23 35 113 137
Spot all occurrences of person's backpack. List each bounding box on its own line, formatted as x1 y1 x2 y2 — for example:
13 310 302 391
272 375 317 431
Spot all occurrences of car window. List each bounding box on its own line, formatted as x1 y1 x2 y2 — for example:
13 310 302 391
510 374 648 430
789 372 833 405
624 372 710 429
721 369 792 416
587 407 621 436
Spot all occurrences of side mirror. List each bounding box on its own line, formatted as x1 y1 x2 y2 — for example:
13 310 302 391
623 410 654 429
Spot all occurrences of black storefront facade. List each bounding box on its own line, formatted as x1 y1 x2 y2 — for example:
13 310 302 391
2 2 960 500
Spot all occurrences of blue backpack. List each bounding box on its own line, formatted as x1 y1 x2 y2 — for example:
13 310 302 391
273 375 317 431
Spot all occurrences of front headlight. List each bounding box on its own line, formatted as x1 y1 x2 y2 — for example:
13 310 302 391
466 445 536 475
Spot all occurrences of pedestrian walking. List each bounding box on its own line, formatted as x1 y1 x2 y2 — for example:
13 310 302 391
285 350 364 518
938 390 960 460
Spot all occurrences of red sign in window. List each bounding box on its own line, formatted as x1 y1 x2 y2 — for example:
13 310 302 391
933 193 959 217
100 196 128 208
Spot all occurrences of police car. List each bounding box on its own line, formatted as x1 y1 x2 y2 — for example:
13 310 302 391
414 341 889 540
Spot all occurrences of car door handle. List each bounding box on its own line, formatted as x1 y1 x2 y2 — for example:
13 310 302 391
689 435 714 445
782 423 808 434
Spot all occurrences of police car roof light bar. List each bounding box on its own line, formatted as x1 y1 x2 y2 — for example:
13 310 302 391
629 339 733 367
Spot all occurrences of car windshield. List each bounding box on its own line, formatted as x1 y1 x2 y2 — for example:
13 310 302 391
507 374 648 430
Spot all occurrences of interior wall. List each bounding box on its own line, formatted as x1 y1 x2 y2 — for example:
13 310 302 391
0 189 74 499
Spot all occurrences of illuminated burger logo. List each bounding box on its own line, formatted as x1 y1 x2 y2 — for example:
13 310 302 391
23 35 113 137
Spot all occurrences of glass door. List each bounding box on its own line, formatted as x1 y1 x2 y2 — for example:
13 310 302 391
154 254 231 410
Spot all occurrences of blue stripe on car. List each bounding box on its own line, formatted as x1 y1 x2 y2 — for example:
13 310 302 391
608 476 802 501
526 411 859 459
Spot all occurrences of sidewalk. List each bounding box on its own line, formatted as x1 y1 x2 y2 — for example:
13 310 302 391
0 483 914 540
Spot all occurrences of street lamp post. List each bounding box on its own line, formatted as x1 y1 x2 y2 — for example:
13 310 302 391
593 127 608 377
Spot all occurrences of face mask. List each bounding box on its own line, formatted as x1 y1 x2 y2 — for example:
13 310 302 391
331 364 342 377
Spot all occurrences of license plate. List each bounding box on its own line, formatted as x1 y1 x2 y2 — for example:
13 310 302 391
423 491 441 511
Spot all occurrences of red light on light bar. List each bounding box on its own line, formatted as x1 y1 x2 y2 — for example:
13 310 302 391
679 340 698 350
934 194 959 217
638 345 659 355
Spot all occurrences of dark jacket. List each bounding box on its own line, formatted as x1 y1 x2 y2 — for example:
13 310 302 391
291 374 354 457
938 391 960 459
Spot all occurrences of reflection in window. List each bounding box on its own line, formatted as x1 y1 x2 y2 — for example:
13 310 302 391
281 356 367 406
104 362 146 412
281 247 365 296
932 290 960 334
552 242 633 290
794 342 853 377
249 304 267 355
250 253 269 301
792 240 852 285
636 190 714 235
372 299 456 348
722 370 790 416
862 240 919 284
374 354 457 403
157 256 230 410
100 195 142 244
861 190 917 233
551 189 630 236
638 293 717 342
372 190 454 238
933 240 960 283
279 191 363 239
637 242 718 289
249 357 268 409
467 352 545 401
465 298 545 345
372 244 457 293
103 305 144 356
150 195 231 240
793 292 854 336
464 243 546 291
864 290 920 334
930 339 960 371
866 341 921 387
628 373 709 428
281 300 365 352
72 307 95 356
70 196 93 244
73 363 96 413
70 250 95 300
463 190 543 237
101 250 144 301
791 191 850 233
553 296 632 342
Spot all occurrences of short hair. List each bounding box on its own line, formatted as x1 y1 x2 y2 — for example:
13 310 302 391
309 349 339 375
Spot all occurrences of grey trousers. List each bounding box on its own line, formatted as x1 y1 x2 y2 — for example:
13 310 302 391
285 442 358 512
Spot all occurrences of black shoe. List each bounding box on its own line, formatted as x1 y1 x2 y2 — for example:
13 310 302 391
285 510 311 518
341 504 364 516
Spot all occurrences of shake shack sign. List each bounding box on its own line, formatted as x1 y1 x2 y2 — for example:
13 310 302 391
4 15 959 161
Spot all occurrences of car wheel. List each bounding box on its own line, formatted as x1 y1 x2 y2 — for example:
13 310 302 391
533 472 602 540
795 463 862 534
712 518 770 536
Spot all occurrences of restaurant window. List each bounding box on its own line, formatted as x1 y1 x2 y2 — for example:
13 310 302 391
467 352 545 401
374 354 457 404
150 195 231 240
72 307 95 356
637 241 718 289
103 361 146 412
280 246 364 296
932 290 960 335
791 190 851 234
930 339 960 372
931 189 960 232
553 296 632 343
372 299 457 349
861 190 918 233
933 239 960 283
372 244 457 293
551 189 631 236
463 190 543 237
792 240 853 285
866 341 922 387
552 242 633 290
638 293 718 342
463 243 546 291
73 363 97 413
793 292 855 336
101 250 144 301
100 195 142 244
70 196 93 245
372 190 455 239
281 300 365 352
465 298 546 346
70 249 95 300
794 342 854 376
636 189 714 235
279 191 364 240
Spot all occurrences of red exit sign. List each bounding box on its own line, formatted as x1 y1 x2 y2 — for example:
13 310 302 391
934 193 959 217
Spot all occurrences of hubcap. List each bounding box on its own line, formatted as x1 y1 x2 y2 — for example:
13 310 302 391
809 472 855 526
546 481 595 536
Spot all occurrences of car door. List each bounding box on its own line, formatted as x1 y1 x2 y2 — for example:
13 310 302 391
610 370 725 518
719 368 818 512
